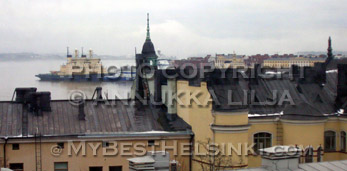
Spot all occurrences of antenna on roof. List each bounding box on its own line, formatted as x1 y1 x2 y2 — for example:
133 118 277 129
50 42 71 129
146 13 151 40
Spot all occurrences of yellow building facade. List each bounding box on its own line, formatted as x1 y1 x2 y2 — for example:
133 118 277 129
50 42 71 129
0 136 191 171
176 79 347 169
263 57 326 68
215 54 246 69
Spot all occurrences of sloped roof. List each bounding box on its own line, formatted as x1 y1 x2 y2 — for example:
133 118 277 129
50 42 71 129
0 100 191 138
206 68 340 120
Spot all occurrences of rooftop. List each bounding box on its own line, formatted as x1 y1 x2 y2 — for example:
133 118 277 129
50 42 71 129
0 99 191 138
235 160 347 171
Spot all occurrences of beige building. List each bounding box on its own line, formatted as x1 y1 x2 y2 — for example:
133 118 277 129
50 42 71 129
174 61 347 170
263 57 326 68
215 54 246 69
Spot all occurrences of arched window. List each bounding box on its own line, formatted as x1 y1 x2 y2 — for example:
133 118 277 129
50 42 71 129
341 131 346 152
324 131 336 152
305 147 313 163
253 132 272 153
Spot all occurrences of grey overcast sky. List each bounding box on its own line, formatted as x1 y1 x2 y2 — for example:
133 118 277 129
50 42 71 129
0 0 346 58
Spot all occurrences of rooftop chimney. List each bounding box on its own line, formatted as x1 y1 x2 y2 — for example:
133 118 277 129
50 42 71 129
259 146 301 170
26 91 51 115
13 87 37 103
78 101 86 120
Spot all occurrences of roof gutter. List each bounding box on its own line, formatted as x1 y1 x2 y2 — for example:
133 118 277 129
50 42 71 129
0 131 193 143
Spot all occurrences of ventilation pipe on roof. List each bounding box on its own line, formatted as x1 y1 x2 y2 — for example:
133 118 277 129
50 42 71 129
78 101 86 120
92 87 103 104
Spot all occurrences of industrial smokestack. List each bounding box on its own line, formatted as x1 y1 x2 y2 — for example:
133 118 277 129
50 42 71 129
67 47 72 58
89 49 93 58
75 49 78 58
81 47 86 58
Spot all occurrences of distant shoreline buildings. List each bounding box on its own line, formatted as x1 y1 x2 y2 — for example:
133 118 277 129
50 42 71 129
170 52 341 69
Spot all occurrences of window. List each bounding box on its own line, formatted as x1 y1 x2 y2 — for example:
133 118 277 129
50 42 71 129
148 140 155 146
324 131 336 152
10 163 23 171
109 166 122 171
57 142 64 149
89 167 102 171
253 132 272 153
54 162 68 171
12 144 19 150
341 131 346 152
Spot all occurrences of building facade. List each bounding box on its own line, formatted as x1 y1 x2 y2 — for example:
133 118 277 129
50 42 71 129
215 53 246 69
170 38 347 170
263 57 326 68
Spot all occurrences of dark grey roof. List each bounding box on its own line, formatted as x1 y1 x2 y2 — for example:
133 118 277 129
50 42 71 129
206 68 341 120
0 100 191 138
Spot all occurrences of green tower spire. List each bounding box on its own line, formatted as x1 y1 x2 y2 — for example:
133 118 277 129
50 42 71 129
146 13 151 40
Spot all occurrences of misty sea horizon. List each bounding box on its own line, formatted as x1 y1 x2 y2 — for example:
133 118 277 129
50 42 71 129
0 59 135 101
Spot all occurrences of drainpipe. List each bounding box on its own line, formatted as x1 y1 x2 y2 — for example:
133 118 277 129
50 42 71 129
189 133 194 171
3 137 8 168
211 111 216 171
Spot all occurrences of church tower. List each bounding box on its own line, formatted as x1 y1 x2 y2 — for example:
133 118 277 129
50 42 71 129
141 13 158 67
134 13 159 101
326 36 333 65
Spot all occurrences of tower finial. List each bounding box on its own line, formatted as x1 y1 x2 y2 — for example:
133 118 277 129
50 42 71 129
146 13 150 40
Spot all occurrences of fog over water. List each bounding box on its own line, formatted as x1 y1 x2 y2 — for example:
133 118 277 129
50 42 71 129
0 59 135 100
